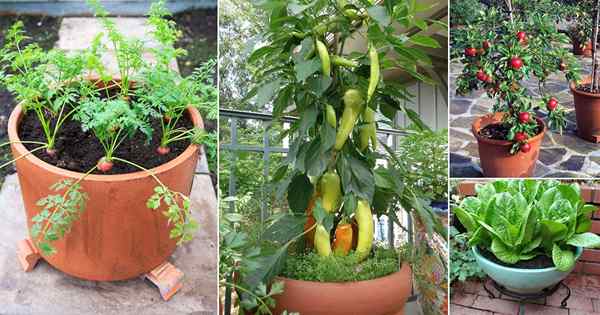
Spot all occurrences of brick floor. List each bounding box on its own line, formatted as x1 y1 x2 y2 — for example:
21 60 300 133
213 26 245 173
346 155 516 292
452 277 600 315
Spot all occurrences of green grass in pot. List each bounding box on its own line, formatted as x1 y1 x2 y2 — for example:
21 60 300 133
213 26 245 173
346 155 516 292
454 180 600 271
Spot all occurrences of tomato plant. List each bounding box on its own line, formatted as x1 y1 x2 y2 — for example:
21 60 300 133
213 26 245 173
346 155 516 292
452 3 581 153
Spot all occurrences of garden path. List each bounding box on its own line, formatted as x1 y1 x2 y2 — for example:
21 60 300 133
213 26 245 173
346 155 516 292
0 17 217 314
450 55 600 178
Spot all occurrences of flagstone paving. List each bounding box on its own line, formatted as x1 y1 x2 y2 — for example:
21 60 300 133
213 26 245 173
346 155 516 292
450 54 600 178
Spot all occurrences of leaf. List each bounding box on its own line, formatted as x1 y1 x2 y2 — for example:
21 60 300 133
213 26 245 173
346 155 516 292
263 213 305 244
294 58 321 82
409 35 440 48
254 79 283 107
307 75 332 96
287 174 314 213
367 6 391 26
490 238 519 264
566 233 600 248
320 123 336 152
552 244 575 272
243 245 289 290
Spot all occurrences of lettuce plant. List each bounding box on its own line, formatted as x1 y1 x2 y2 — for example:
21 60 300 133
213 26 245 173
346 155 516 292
454 180 600 271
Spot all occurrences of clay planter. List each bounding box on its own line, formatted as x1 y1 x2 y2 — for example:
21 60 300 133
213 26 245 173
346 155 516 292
271 263 412 315
8 104 202 281
573 40 593 57
472 113 546 178
571 78 600 143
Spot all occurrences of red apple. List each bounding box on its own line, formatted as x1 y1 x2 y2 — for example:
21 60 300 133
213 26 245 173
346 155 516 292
483 40 491 50
559 62 567 71
465 47 477 57
515 132 528 142
518 112 530 123
521 142 531 153
547 98 558 111
476 69 487 81
510 56 523 70
517 31 527 42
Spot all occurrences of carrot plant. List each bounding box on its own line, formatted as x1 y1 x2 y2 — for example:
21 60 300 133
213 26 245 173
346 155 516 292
0 22 85 156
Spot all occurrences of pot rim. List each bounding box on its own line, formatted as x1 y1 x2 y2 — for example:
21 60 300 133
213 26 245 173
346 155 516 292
274 262 412 286
570 77 600 99
472 112 546 147
472 246 582 273
7 103 202 182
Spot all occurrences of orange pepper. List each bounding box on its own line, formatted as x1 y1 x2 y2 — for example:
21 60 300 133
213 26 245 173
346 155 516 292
333 223 353 256
304 194 318 248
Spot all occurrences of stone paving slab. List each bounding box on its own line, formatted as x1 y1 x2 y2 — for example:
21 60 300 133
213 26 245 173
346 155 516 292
451 275 600 315
0 173 217 314
449 53 600 178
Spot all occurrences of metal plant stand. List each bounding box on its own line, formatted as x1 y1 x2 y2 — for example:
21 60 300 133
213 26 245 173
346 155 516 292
483 279 571 315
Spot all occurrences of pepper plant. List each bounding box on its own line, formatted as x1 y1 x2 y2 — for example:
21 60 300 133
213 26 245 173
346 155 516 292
453 1 581 154
0 0 215 255
223 0 447 313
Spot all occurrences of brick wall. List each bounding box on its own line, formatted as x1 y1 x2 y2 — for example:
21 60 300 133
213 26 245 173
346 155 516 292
455 181 600 276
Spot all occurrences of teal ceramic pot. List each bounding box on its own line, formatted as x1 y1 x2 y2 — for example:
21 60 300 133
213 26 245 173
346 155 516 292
472 246 582 294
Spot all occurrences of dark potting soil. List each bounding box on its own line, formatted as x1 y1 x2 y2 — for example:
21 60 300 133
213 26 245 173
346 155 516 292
576 84 600 94
479 123 510 140
479 123 541 141
18 110 194 175
479 248 555 269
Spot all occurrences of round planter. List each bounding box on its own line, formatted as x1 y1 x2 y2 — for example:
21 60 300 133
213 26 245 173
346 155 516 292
573 40 592 57
271 263 412 315
571 78 600 143
8 104 202 281
472 247 582 294
472 113 546 178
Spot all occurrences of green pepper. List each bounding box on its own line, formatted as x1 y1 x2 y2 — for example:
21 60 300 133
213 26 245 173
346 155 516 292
334 89 364 150
314 224 332 257
319 170 341 213
359 107 377 151
331 55 358 68
326 104 337 128
355 199 374 262
367 43 380 103
316 40 331 77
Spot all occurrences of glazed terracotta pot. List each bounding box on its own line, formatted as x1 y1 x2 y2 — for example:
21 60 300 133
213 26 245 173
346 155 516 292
573 40 593 57
271 263 412 315
8 104 202 281
571 78 600 143
472 112 545 178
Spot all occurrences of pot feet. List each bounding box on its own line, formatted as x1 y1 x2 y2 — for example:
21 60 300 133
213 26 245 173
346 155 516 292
17 238 41 272
144 261 184 301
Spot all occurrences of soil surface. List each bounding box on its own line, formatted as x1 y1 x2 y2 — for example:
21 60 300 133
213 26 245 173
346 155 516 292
480 248 555 269
0 15 62 184
479 123 510 140
479 123 541 141
576 84 600 94
19 109 194 175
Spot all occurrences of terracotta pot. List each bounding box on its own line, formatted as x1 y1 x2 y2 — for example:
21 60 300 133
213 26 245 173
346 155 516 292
573 40 593 57
472 112 545 178
271 263 412 315
8 104 202 281
571 78 600 143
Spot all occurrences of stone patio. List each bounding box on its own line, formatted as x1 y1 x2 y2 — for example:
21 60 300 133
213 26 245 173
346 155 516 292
451 275 600 315
450 54 600 178
0 17 217 314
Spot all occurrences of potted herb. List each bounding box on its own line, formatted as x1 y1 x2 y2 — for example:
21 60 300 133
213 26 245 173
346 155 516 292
453 1 580 177
0 0 215 282
570 1 600 143
454 180 600 294
221 0 447 314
